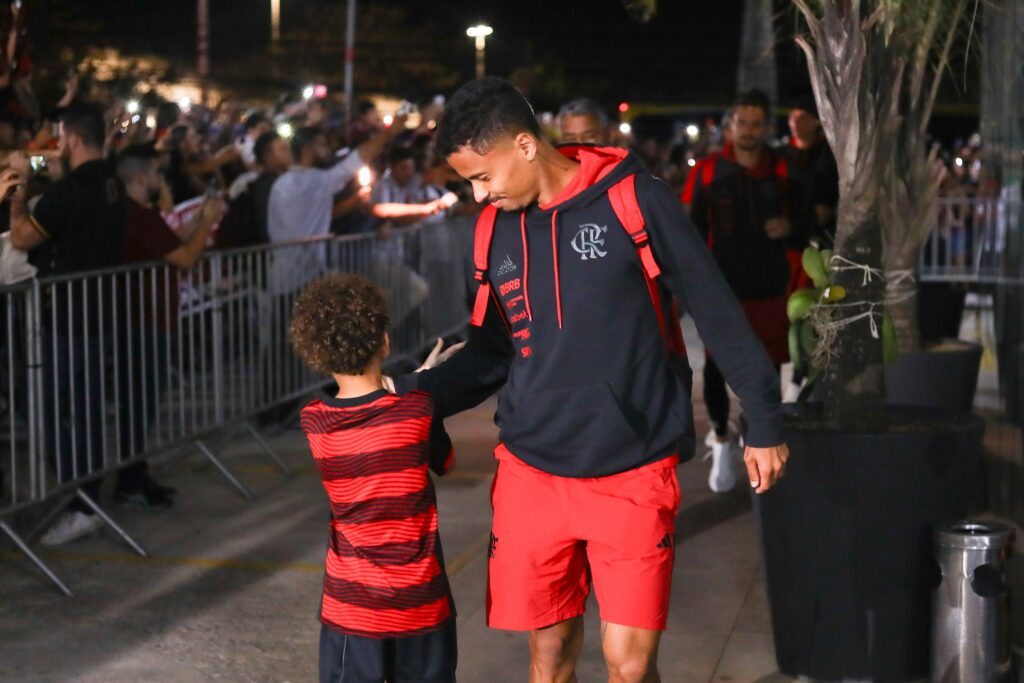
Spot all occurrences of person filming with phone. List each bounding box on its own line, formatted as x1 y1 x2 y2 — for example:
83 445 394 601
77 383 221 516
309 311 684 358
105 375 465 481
8 104 180 545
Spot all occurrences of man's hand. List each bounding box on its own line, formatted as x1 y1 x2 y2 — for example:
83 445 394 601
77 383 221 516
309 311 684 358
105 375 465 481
7 151 29 177
0 167 24 199
743 444 789 494
764 217 791 240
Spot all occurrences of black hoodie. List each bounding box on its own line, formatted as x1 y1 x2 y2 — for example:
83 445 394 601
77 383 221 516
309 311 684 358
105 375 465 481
398 146 783 478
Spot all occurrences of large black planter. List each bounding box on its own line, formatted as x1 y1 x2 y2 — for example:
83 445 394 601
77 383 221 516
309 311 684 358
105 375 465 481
758 405 985 682
885 340 983 414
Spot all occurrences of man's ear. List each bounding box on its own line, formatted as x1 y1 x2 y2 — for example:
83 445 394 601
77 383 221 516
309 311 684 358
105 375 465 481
381 332 391 360
515 132 538 162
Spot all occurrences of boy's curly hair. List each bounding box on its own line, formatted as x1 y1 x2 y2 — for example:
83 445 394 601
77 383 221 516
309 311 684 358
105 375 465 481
289 273 390 376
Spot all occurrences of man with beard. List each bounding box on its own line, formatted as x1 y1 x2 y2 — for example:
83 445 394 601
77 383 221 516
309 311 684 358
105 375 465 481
9 106 180 543
682 89 810 494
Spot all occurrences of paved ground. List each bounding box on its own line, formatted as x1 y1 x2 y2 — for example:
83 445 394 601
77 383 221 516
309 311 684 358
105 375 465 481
1 315 1016 682
0 396 791 683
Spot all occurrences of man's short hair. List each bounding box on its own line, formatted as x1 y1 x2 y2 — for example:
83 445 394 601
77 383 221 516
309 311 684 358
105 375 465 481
59 103 106 150
356 100 376 117
388 145 415 167
116 143 158 184
254 131 280 166
790 94 819 120
436 77 541 158
733 89 771 119
291 125 323 160
557 98 608 128
289 273 391 376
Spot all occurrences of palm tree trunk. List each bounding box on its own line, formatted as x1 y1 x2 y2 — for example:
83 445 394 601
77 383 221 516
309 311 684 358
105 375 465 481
823 198 889 431
885 251 921 353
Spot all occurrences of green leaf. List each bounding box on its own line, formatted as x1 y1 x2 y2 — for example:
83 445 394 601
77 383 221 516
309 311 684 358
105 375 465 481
789 321 805 376
787 288 818 321
802 247 829 290
883 312 899 363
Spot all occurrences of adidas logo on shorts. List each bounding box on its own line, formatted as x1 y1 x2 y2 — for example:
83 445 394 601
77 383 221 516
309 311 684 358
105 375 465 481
657 533 674 550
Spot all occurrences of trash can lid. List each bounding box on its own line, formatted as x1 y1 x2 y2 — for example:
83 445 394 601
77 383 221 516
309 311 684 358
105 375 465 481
934 521 1015 550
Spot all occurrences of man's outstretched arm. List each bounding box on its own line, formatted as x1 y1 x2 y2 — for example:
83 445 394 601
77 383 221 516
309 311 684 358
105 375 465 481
392 290 513 418
638 174 788 492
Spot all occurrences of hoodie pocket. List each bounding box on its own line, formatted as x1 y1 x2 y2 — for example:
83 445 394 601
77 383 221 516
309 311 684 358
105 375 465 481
499 382 644 459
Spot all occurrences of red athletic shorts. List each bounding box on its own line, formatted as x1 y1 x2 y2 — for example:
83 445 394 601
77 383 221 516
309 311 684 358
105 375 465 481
486 444 680 632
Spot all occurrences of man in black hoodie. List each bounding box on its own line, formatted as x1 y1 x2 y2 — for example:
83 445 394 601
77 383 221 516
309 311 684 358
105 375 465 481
395 78 787 683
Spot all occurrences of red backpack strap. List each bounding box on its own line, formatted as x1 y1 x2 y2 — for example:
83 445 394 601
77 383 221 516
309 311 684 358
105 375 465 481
470 204 499 327
608 174 660 279
701 155 716 186
608 175 686 359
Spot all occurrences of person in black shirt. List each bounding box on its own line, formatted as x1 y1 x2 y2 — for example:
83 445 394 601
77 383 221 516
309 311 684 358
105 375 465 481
780 97 839 248
9 104 173 545
250 130 291 243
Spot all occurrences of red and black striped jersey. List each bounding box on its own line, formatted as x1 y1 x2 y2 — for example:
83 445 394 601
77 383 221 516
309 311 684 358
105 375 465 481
300 389 455 638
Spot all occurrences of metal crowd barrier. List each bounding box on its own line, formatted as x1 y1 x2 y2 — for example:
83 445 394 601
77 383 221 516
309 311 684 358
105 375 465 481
0 217 473 595
920 196 1024 285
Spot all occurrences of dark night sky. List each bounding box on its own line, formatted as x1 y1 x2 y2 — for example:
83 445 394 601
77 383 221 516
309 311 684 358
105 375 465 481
34 0 819 105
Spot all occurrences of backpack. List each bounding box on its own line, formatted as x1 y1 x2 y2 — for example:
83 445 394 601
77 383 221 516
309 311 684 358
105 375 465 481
469 174 687 362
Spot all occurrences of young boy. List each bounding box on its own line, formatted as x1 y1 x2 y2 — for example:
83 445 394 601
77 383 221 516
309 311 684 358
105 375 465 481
289 273 457 683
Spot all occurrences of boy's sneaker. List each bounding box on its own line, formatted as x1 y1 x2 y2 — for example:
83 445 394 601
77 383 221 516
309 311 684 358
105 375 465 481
40 511 103 546
113 485 174 510
704 430 741 493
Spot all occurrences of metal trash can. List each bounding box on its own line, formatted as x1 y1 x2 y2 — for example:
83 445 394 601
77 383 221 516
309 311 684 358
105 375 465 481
932 520 1015 682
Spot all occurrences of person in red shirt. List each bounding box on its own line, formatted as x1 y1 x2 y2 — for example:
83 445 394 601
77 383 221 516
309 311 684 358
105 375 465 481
289 273 456 683
114 143 225 508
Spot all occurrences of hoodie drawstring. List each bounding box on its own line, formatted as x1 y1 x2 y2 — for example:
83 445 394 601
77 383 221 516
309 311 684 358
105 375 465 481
551 210 563 329
520 212 533 321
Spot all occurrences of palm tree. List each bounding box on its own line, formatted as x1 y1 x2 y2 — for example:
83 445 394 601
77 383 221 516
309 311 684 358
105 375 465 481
793 0 977 430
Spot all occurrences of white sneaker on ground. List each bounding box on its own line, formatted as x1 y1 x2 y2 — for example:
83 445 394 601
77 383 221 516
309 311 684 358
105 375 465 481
705 431 741 493
40 511 103 546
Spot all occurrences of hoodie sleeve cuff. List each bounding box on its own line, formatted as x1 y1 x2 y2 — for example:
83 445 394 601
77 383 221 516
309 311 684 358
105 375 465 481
742 415 786 449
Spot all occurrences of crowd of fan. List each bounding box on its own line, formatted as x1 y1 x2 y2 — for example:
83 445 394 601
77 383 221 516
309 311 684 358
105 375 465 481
0 49 990 545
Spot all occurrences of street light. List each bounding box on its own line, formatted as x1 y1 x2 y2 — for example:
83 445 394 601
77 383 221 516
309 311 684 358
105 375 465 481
466 24 493 80
271 0 281 47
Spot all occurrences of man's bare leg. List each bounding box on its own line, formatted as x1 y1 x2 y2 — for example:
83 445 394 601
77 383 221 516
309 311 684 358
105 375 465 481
601 621 662 683
529 616 585 683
